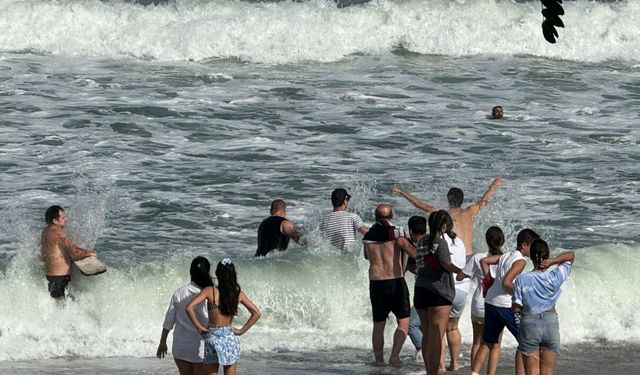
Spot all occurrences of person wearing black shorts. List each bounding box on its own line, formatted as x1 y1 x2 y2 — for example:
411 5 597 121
413 210 462 375
363 203 416 366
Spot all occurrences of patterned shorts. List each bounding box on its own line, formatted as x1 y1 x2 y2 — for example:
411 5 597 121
204 326 240 365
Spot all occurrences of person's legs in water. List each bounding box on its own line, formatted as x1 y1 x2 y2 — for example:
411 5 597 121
470 316 484 365
372 320 386 364
174 358 205 375
408 306 423 361
389 317 409 366
426 305 452 375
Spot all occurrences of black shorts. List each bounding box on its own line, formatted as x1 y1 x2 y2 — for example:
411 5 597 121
46 275 71 298
413 287 452 309
369 278 411 322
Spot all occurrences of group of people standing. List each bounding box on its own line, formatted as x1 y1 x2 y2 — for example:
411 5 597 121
253 178 574 375
39 173 574 375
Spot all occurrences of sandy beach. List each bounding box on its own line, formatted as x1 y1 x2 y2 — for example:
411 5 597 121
2 342 638 375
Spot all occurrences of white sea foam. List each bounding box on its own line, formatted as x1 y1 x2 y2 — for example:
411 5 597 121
1 239 638 360
0 0 639 63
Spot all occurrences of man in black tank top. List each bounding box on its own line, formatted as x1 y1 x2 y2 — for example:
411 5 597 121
255 199 303 257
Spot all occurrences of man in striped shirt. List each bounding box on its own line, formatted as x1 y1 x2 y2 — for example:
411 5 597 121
319 188 369 251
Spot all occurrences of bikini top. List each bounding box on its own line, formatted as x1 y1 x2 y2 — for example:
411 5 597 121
207 288 219 311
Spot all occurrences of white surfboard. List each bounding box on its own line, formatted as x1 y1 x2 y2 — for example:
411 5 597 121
73 256 107 276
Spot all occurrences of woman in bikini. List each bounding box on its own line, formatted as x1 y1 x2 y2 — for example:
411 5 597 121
186 258 261 375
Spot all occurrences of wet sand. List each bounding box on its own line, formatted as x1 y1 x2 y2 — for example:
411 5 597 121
1 342 637 374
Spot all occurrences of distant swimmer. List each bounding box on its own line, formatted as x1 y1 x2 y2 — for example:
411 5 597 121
319 188 369 251
41 205 96 298
255 199 304 257
491 106 504 119
391 177 503 256
363 203 416 366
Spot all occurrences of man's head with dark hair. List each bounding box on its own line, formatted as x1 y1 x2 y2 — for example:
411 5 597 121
331 188 351 208
492 105 504 119
408 215 426 236
45 205 64 225
447 188 464 208
270 199 286 215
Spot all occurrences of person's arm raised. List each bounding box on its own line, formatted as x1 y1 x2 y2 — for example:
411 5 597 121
479 177 504 206
468 177 504 216
233 292 261 336
390 186 438 213
541 251 575 270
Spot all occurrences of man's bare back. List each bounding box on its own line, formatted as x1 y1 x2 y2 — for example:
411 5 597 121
448 206 478 256
364 238 414 281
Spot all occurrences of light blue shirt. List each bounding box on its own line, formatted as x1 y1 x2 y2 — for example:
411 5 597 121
512 262 572 314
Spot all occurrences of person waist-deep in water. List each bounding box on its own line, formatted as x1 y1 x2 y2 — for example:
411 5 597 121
255 199 304 257
40 205 96 298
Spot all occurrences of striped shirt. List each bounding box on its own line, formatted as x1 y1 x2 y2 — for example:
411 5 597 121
319 211 366 250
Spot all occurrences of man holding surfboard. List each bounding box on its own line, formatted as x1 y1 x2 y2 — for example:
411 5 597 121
41 205 97 298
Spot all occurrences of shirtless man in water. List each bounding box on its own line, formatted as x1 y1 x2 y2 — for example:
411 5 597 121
41 205 96 298
391 178 503 256
363 203 416 366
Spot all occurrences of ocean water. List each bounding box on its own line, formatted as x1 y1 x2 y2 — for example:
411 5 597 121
1 0 639 373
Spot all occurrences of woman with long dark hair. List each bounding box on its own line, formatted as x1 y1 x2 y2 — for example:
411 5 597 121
186 259 261 375
414 210 462 375
157 256 214 375
457 226 505 372
512 239 575 375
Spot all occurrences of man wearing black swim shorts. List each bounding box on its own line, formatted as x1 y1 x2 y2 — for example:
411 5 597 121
363 203 416 366
41 205 96 298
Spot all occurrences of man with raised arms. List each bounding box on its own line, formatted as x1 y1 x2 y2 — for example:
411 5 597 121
319 188 369 251
255 199 304 257
363 203 416 366
41 205 96 298
391 177 503 256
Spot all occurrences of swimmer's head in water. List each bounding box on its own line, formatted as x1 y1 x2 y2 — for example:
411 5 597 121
492 106 504 119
